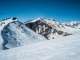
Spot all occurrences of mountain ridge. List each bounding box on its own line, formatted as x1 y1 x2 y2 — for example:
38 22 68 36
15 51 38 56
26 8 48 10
24 18 73 39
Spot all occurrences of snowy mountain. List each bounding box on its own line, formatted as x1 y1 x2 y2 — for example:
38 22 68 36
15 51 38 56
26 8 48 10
0 32 80 60
0 17 46 50
63 21 80 28
62 21 80 34
24 18 71 39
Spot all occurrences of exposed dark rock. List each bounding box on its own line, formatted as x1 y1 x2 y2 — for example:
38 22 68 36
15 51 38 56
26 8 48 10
58 31 63 35
25 20 53 39
64 33 72 36
12 17 17 20
2 19 5 21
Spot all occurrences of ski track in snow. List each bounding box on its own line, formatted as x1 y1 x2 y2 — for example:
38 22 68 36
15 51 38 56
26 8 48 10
0 32 80 60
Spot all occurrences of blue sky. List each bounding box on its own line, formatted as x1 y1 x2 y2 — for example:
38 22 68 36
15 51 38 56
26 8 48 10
0 0 80 23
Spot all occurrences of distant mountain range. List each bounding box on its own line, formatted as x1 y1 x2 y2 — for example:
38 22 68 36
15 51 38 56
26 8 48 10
62 21 80 29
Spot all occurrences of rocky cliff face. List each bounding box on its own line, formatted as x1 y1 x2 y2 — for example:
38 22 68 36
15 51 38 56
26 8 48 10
24 18 70 39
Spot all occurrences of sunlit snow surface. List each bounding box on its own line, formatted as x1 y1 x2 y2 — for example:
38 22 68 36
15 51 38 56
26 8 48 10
0 32 80 60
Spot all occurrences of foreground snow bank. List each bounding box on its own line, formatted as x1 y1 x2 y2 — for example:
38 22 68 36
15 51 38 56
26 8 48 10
0 32 80 60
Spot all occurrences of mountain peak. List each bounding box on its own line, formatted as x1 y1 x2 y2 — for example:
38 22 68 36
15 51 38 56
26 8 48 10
11 17 17 20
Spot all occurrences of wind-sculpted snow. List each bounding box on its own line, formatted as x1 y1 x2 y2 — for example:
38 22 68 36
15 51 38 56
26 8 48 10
0 17 17 50
0 32 80 60
1 21 46 49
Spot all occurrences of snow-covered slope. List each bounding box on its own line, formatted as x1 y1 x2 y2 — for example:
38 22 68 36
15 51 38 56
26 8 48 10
24 18 70 39
0 17 46 50
0 32 80 60
63 21 80 28
63 26 80 34
0 17 17 50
